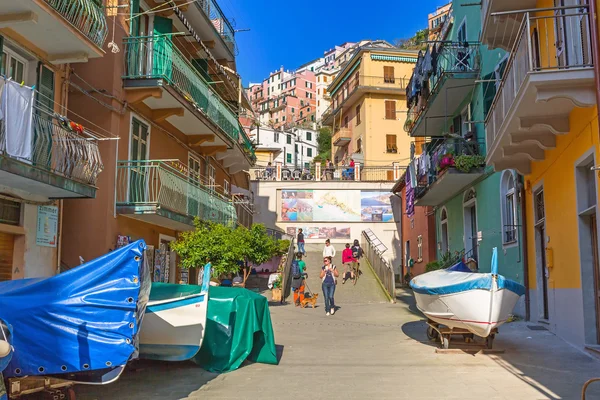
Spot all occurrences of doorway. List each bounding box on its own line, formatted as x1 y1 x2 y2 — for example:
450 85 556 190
158 234 177 284
440 207 449 255
463 190 478 262
534 188 550 320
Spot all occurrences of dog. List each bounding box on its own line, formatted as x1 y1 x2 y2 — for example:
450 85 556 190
300 293 319 308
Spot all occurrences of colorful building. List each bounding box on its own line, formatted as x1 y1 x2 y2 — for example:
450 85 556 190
323 47 418 168
0 0 109 280
252 126 319 169
482 0 599 348
403 0 526 315
59 0 255 284
428 2 452 40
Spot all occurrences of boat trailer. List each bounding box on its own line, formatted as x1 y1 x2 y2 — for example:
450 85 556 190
426 319 498 350
6 376 76 400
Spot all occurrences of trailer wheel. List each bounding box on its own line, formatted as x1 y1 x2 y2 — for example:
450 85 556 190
426 326 438 340
441 335 449 349
486 334 495 349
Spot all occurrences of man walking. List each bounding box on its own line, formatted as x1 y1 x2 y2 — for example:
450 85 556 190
297 229 306 256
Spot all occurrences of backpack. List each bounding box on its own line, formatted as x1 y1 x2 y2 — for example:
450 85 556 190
352 245 362 259
291 260 301 279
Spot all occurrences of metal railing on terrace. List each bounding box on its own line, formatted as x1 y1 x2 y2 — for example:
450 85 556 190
196 0 236 54
0 105 103 186
116 160 237 226
123 36 244 148
44 0 108 49
250 163 399 182
331 75 408 112
405 41 480 133
485 6 593 147
362 229 395 301
414 137 485 197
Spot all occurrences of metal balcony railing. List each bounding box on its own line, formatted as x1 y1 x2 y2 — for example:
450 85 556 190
362 229 395 301
486 6 593 147
415 137 485 197
331 75 408 114
0 106 103 186
250 164 398 182
195 0 236 54
116 160 237 226
44 0 108 49
123 36 248 153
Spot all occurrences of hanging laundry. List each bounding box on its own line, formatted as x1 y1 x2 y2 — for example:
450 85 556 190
405 168 415 218
2 79 34 161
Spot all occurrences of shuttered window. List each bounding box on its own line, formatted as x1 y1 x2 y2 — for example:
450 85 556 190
356 104 361 125
37 64 55 116
386 135 397 153
384 66 395 83
0 198 21 226
385 100 396 120
0 232 15 282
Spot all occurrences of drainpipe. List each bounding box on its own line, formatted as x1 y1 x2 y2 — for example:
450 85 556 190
519 176 530 321
590 0 600 130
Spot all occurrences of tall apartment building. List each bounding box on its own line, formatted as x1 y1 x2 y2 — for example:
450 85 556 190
0 0 109 280
428 2 452 40
251 126 318 169
323 47 418 167
58 0 255 284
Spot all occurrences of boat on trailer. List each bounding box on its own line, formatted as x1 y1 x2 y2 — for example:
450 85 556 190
139 263 211 361
410 248 525 348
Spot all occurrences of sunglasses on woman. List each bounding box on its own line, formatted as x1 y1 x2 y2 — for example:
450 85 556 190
323 259 330 263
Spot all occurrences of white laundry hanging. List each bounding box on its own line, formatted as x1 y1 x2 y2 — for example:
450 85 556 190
2 79 34 161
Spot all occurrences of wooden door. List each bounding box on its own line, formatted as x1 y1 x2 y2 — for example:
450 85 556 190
0 232 15 282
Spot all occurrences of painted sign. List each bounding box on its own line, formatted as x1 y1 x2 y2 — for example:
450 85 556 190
36 206 58 247
281 190 393 222
286 226 351 240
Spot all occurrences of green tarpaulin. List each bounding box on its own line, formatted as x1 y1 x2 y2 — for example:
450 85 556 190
193 286 278 372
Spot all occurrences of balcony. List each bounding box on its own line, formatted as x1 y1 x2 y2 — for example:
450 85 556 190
0 105 103 199
405 42 480 137
188 0 237 59
485 7 595 175
481 0 537 50
0 0 108 63
123 36 254 171
116 160 237 231
414 138 486 206
332 128 352 147
323 75 408 125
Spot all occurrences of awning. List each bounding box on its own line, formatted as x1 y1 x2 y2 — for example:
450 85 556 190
330 60 361 96
371 54 417 63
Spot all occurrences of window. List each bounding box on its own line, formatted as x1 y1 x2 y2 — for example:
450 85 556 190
0 197 21 226
384 66 395 83
311 115 315 122
292 107 295 113
275 118 278 123
501 171 518 244
295 144 298 153
307 108 310 113
417 235 423 262
1 47 27 84
274 132 279 143
343 115 349 128
307 147 313 157
282 116 286 121
300 111 303 118
207 164 216 192
386 135 397 153
356 104 361 125
356 137 362 153
385 100 396 120
286 135 292 144
457 18 467 43
324 76 328 82
130 117 150 161
37 65 55 116
306 131 312 141
286 153 292 164
440 207 449 254
318 88 321 95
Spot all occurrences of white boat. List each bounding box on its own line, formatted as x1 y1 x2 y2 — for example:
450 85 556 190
139 263 211 361
410 248 525 338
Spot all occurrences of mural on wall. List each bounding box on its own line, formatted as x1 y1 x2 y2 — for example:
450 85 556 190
360 192 393 222
281 190 391 222
286 226 351 239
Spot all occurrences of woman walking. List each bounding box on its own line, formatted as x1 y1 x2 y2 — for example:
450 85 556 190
322 239 336 260
320 256 338 316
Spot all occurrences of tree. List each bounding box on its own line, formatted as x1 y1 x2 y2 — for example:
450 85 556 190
171 220 280 284
395 28 429 51
316 126 332 162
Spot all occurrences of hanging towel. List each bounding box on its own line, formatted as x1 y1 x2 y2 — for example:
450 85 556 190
2 80 34 161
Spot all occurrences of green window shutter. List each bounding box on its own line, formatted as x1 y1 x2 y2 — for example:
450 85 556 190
152 16 174 79
286 153 292 163
36 64 55 116
131 0 140 36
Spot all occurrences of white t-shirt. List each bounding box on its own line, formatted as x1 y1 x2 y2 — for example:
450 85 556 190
323 245 336 258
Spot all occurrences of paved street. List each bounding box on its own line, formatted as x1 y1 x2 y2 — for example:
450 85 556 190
78 245 600 399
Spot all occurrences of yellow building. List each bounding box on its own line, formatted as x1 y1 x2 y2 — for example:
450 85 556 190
482 0 599 348
323 47 418 170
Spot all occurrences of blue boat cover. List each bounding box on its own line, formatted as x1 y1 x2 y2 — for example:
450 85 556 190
410 248 526 297
446 261 472 273
0 318 12 400
0 240 150 379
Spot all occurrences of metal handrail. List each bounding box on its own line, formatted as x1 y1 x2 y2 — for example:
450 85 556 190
362 229 395 300
195 0 236 54
44 0 108 49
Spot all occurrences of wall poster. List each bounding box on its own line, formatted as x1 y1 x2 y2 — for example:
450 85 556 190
286 226 351 240
36 205 58 247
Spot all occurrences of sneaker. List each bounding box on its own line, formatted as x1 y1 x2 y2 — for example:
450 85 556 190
326 312 330 316
331 308 335 315
342 278 346 284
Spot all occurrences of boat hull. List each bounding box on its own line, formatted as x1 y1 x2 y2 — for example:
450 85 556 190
414 286 521 337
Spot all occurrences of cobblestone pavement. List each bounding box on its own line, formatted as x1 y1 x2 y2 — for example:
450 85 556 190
77 245 600 399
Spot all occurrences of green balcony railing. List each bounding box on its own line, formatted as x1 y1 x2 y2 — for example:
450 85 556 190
116 160 237 226
123 36 249 150
44 0 108 49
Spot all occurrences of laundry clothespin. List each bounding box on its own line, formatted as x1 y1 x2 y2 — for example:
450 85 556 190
20 81 24 87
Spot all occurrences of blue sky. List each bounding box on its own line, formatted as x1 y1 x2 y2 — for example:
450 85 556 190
217 0 448 86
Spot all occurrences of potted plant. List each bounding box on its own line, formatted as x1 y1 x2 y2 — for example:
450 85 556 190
438 153 455 172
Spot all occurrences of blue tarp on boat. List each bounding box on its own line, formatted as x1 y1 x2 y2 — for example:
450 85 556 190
0 240 150 380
